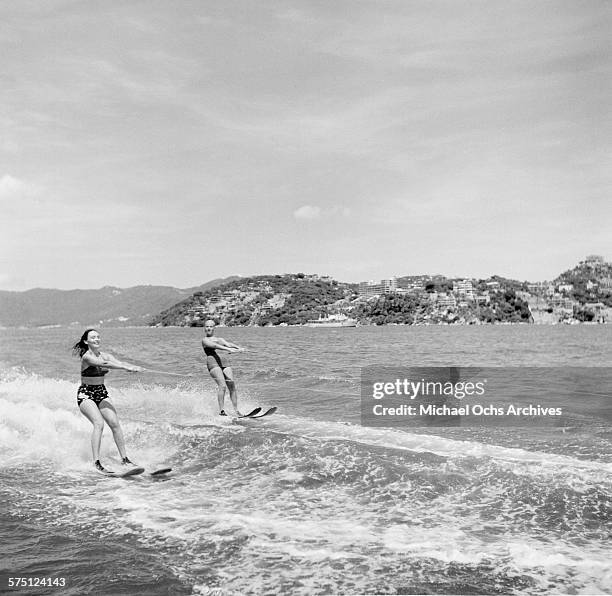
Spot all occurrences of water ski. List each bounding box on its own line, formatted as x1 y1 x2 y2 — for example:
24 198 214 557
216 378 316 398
97 466 145 478
239 407 262 418
250 407 277 418
150 467 172 476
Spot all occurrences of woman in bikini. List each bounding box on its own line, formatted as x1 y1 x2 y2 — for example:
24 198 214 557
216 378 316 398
72 328 143 473
201 319 245 416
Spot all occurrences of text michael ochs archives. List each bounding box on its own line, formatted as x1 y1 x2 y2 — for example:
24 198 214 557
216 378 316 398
357 367 602 428
370 378 562 417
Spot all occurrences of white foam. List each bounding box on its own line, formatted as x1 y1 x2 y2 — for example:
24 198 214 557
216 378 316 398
2 367 611 595
268 416 612 481
0 368 256 469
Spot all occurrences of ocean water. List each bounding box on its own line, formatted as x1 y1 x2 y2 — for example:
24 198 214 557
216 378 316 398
0 325 611 595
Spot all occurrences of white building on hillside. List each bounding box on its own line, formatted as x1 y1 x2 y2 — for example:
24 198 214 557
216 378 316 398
452 280 474 299
359 277 397 297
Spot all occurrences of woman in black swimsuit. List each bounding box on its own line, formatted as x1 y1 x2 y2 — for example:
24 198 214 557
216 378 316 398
72 328 143 473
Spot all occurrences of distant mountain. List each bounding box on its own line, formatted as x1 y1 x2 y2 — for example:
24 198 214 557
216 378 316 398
0 277 240 327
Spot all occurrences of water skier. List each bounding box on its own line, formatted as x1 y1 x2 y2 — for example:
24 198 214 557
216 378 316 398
72 328 143 473
201 319 245 416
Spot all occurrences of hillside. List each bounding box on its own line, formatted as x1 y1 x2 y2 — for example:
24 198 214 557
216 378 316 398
150 259 612 327
150 274 358 327
352 287 531 325
4 256 610 328
150 272 533 327
0 277 239 327
554 257 612 307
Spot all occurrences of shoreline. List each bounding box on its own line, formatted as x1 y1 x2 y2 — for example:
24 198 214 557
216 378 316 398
1 320 609 331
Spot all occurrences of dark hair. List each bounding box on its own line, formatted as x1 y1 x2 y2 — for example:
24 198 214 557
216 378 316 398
72 328 97 358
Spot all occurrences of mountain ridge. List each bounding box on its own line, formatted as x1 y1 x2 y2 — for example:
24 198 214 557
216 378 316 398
149 257 612 327
2 256 610 328
0 277 240 327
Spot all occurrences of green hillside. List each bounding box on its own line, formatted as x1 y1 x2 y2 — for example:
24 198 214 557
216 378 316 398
555 258 612 306
149 272 534 327
150 274 358 327
149 257 611 327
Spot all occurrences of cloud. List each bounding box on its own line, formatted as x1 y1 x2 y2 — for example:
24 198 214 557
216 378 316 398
293 204 352 221
293 205 322 220
0 175 39 201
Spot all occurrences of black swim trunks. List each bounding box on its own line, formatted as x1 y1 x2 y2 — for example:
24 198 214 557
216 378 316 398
77 384 109 407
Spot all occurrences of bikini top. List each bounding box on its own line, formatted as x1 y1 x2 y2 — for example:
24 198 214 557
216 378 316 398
81 365 109 377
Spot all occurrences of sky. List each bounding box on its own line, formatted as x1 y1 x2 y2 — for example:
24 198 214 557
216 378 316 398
1 0 610 291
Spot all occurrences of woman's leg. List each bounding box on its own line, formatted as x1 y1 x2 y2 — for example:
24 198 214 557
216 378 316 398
79 399 105 463
98 400 127 460
209 366 228 413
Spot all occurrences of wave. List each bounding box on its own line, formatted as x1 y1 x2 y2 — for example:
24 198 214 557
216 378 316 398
0 367 253 470
2 367 611 595
2 366 611 480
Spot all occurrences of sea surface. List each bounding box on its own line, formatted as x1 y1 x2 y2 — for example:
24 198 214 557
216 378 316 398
0 325 611 595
